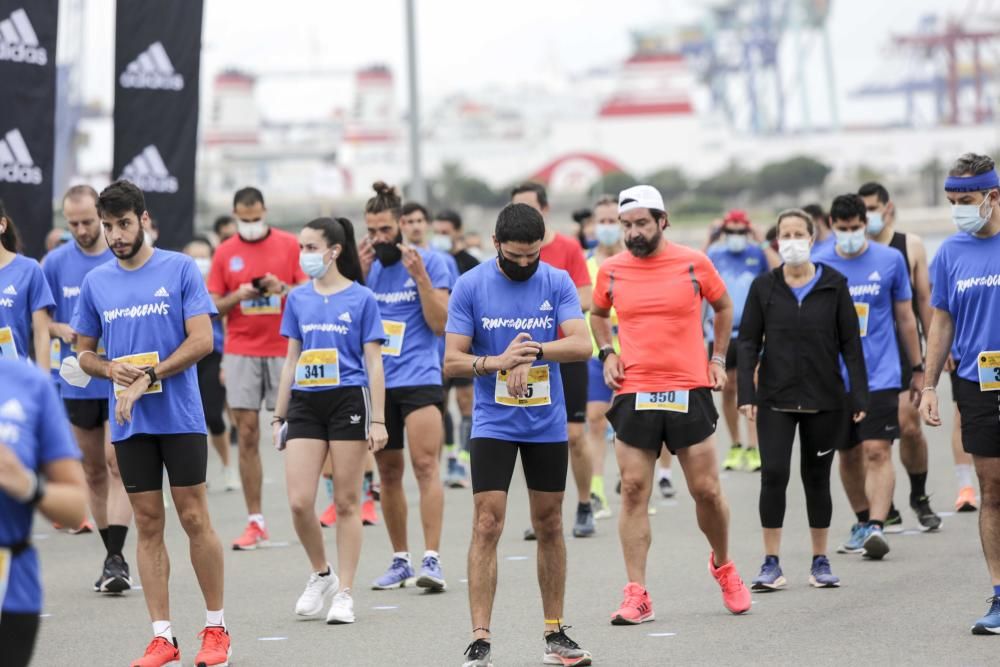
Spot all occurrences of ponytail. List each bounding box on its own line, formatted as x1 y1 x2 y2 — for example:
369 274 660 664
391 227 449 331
0 199 21 253
304 216 364 284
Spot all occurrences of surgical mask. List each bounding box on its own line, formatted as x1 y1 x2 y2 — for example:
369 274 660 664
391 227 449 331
299 251 333 278
952 194 993 235
724 233 748 253
778 238 811 266
867 212 884 236
497 250 540 282
430 234 453 253
583 238 598 250
237 218 267 241
194 257 211 277
373 241 402 266
595 224 621 247
834 229 866 255
59 356 92 388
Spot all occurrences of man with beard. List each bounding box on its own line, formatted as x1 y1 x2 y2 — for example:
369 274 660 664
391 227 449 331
590 185 752 625
42 185 133 589
73 180 231 667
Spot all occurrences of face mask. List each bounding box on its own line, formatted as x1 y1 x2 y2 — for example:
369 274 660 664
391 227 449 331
374 241 402 266
952 194 993 235
237 218 267 241
595 224 621 247
778 238 811 266
867 212 884 236
834 229 866 255
497 249 540 282
194 257 211 277
299 251 333 278
59 356 92 388
430 234 453 253
583 238 598 250
724 233 748 253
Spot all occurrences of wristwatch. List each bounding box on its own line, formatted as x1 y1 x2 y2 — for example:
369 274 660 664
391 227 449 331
536 344 544 360
144 367 158 386
912 363 925 373
598 346 616 363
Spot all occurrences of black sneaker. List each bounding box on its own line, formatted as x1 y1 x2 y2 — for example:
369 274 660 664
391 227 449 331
910 496 942 532
96 554 132 593
658 477 675 499
884 507 904 534
544 627 592 666
463 638 492 667
615 478 621 495
524 527 537 541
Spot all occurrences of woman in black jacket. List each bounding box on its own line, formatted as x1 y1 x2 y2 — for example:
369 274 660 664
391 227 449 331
737 209 868 592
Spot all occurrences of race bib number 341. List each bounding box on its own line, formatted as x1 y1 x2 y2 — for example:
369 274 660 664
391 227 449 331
113 352 163 397
296 348 341 387
495 365 551 407
978 351 1000 391
635 390 690 413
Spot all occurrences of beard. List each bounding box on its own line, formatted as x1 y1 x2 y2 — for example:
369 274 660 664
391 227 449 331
76 231 101 250
625 227 663 258
110 232 145 260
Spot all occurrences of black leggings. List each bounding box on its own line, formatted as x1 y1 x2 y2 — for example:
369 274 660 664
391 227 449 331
0 611 40 667
198 351 226 436
756 408 845 529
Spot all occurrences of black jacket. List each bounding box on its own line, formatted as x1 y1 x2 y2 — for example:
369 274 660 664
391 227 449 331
737 263 869 413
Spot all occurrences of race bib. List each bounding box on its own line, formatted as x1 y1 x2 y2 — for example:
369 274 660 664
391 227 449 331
495 365 551 407
0 326 18 359
978 351 1000 391
854 302 870 338
0 546 10 609
381 320 406 357
635 390 690 413
240 294 281 315
49 338 61 369
295 348 341 387
112 351 163 397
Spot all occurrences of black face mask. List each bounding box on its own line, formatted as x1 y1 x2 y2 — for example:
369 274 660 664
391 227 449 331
373 232 404 266
497 250 540 282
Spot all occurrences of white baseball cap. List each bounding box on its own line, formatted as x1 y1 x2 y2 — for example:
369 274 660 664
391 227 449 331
618 185 665 215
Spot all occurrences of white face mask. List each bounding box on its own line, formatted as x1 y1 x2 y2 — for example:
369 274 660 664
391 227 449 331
951 194 993 235
724 233 748 253
59 356 92 388
237 217 267 241
194 257 211 277
867 212 884 236
778 238 811 266
834 228 866 255
430 234 453 253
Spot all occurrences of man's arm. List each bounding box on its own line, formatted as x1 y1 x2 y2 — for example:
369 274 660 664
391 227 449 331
212 284 259 317
590 305 613 351
418 285 449 337
908 234 934 335
444 332 543 379
923 308 955 390
709 293 734 357
32 309 52 372
576 286 592 313
894 300 925 402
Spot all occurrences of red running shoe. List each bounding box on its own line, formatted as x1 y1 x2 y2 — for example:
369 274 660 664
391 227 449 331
361 499 378 526
320 502 337 527
130 636 180 667
231 521 269 551
194 626 231 667
610 582 655 625
708 552 751 614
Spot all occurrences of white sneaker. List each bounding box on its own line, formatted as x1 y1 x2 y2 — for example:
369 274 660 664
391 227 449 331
295 566 337 616
326 589 355 624
224 465 241 492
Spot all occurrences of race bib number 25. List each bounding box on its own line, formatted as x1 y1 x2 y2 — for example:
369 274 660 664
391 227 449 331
495 365 551 407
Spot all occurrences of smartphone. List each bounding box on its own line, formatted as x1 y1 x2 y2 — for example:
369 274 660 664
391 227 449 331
251 276 265 294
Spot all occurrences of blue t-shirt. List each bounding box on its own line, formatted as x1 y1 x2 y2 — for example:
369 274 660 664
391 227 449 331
931 231 1000 384
212 318 224 355
368 248 453 388
814 242 912 391
446 261 584 443
790 265 824 304
0 358 80 613
436 251 460 363
0 255 55 363
811 234 836 258
707 245 768 332
41 242 114 398
280 281 386 391
71 250 218 442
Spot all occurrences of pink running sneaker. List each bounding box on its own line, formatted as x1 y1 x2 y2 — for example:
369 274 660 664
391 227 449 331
231 521 269 551
610 582 655 625
708 552 751 614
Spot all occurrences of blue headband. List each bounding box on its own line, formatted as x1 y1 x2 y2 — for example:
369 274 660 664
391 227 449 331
944 169 1000 192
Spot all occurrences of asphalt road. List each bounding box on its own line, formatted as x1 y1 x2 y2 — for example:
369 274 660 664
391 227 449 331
30 383 999 666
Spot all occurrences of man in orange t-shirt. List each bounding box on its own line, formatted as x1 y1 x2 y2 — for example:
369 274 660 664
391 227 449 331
590 185 752 626
207 187 306 550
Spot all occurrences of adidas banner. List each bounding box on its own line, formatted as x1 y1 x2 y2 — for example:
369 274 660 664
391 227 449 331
113 0 203 250
0 0 57 258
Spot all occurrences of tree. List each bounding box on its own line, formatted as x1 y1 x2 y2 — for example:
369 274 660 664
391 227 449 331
753 155 832 199
429 162 507 208
589 171 637 197
645 167 688 201
694 161 755 199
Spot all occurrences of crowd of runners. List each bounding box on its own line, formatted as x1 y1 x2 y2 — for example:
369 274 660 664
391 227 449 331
1 150 999 667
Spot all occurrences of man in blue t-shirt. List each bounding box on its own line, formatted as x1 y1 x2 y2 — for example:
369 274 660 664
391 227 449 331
42 184 135 592
814 194 924 562
920 152 1000 635
444 203 593 667
72 180 232 667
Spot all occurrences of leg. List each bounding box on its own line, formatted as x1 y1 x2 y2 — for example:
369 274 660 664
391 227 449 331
129 491 171 621
568 423 591 505
329 441 368 590
0 611 40 667
974 456 1000 585
797 411 839 555
233 408 263 515
284 438 330 572
838 446 869 515
172 484 225 611
456 384 474 455
209 432 230 468
676 437 731 564
375 449 408 553
863 440 895 522
405 405 445 552
755 408 797 555
615 441 657 584
468 491 508 640
898 392 929 502
76 424 110 528
721 370 740 446
587 401 609 494
529 489 567 632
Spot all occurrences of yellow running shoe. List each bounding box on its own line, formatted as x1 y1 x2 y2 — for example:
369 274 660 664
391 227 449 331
723 445 743 471
743 447 761 472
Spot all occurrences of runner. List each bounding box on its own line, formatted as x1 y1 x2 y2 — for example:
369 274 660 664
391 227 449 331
213 215 236 244
360 182 452 591
445 202 593 667
804 203 834 254
208 186 306 551
511 182 596 539
0 200 54 370
591 184 751 624
73 180 231 667
43 184 134 588
919 152 1000 634
738 208 868 590
813 193 924 560
0 358 86 667
271 217 389 624
947 352 979 511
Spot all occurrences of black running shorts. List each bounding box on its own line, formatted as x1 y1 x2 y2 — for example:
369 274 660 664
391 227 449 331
469 438 568 493
63 398 109 431
954 377 1000 457
113 433 208 493
560 361 588 424
384 385 443 450
286 386 371 442
844 389 900 447
607 388 718 453
0 611 40 667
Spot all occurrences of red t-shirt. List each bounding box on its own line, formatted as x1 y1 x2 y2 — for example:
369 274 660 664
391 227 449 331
593 243 726 393
208 228 306 357
540 233 591 288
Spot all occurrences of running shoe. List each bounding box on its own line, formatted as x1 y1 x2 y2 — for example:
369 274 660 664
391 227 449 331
228 426 238 446
573 504 595 538
361 499 378 526
223 466 240 492
658 477 675 499
231 521 269 551
543 627 592 666
463 639 493 667
370 480 381 501
743 448 762 472
130 636 181 667
371 556 415 589
416 555 447 592
884 507 904 534
910 496 943 532
956 486 978 513
54 519 94 534
615 478 621 495
319 503 337 527
524 527 537 541
808 555 840 588
95 553 132 593
446 458 469 489
862 525 890 560
722 445 743 471
610 582 655 625
591 492 612 521
295 567 337 616
326 589 355 624
971 596 1000 635
836 522 867 554
194 626 231 667
709 553 752 614
751 555 786 591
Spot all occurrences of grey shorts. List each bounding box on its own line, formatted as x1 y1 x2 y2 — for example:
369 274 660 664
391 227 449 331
221 354 283 411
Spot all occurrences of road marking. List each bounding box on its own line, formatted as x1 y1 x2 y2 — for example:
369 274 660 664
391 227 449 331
373 605 398 611
40 613 52 618
938 511 955 517
459 579 468 583
258 637 287 641
659 500 678 507
263 541 291 548
506 556 529 561
648 632 676 637
32 533 49 540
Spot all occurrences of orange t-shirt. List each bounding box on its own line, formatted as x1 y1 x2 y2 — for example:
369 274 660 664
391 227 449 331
208 228 306 357
593 243 726 393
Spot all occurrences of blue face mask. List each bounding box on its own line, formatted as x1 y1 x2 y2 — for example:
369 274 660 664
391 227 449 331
300 250 333 278
583 238 599 250
724 233 748 253
952 193 993 235
595 224 621 247
834 228 866 255
867 212 884 236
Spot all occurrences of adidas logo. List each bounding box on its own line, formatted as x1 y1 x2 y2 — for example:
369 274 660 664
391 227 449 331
119 41 184 91
539 300 553 311
0 398 25 421
0 8 47 66
350 414 361 424
153 286 170 298
403 278 416 288
0 128 43 185
338 312 352 323
2 284 16 296
868 271 882 281
120 145 178 194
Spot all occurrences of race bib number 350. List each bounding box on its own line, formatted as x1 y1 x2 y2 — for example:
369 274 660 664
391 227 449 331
635 390 690 413
978 351 1000 391
295 348 341 387
0 326 18 360
854 302 870 338
495 365 551 407
113 352 163 397
381 320 406 357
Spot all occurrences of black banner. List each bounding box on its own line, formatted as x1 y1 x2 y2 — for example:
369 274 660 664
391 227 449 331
0 0 57 258
113 0 203 250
